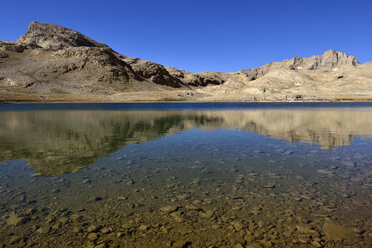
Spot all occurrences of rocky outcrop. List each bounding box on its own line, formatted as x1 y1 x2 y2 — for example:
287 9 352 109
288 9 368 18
165 67 226 87
0 40 40 53
52 47 139 83
121 57 184 88
239 50 359 79
0 50 9 58
17 21 108 50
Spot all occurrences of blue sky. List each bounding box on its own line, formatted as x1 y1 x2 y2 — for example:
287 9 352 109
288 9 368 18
1 0 371 72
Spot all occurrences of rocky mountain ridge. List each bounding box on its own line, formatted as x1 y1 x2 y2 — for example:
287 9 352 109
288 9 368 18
239 49 359 80
0 21 371 102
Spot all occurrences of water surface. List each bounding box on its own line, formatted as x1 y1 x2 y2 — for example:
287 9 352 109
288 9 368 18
0 103 371 247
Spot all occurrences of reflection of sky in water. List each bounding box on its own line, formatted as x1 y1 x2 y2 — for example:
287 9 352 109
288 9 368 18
0 104 372 247
1 104 372 176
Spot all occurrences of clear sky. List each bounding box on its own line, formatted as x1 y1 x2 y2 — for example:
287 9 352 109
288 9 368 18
1 0 371 72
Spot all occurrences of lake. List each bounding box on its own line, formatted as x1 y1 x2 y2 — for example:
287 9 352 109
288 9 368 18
0 103 371 247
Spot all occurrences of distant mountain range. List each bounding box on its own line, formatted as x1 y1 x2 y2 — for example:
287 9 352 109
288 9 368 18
0 22 371 102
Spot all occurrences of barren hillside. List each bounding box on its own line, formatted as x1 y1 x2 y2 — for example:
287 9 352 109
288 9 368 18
1 22 371 102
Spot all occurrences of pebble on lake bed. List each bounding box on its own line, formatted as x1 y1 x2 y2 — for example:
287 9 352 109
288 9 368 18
87 233 99 241
172 240 191 248
160 206 178 213
138 225 149 231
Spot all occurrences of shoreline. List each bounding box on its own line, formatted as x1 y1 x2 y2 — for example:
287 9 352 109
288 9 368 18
1 99 372 104
2 100 372 107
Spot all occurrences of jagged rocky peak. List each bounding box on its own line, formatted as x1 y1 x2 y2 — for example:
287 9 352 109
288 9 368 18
303 49 359 69
277 49 359 70
239 49 359 79
17 21 108 50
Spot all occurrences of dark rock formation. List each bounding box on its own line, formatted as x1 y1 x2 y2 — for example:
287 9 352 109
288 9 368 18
0 51 9 58
122 57 184 88
165 67 226 87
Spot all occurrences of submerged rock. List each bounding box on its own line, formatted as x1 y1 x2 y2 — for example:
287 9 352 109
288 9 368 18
172 240 191 248
160 206 178 213
6 212 23 225
87 232 99 241
322 220 353 241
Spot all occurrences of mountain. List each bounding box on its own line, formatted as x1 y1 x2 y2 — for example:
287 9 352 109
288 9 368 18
239 49 359 79
0 21 371 102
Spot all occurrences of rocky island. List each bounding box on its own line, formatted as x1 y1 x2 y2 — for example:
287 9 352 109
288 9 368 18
1 21 371 102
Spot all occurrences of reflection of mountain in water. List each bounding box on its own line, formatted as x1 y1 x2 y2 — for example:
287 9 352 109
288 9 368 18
202 109 372 149
0 111 223 176
1 108 372 176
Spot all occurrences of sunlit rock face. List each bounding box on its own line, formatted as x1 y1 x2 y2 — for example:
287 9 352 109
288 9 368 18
1 108 372 176
17 21 108 50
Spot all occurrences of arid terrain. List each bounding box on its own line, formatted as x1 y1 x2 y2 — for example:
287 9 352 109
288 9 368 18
1 22 372 102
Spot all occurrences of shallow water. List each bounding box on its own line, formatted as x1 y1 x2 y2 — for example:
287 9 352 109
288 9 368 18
0 103 371 247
